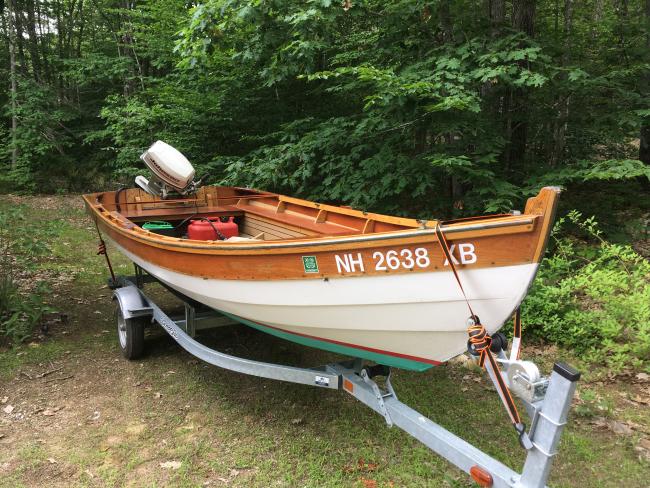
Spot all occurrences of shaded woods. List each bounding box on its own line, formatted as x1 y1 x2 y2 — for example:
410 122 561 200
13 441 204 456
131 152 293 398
0 0 648 218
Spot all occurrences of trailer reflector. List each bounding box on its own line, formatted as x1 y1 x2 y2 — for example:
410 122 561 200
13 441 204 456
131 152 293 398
469 465 493 487
343 378 354 393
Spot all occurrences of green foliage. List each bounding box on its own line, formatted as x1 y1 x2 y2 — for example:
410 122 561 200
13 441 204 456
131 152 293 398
0 281 53 345
527 159 650 191
0 207 54 344
93 74 227 178
1 77 77 191
174 0 649 216
525 211 650 373
2 0 648 213
574 389 615 419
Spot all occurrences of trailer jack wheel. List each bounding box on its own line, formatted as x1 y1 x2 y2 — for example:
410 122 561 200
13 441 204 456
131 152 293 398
115 304 145 360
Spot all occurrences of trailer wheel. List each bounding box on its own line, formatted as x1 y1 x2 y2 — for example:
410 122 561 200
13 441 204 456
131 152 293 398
115 305 145 359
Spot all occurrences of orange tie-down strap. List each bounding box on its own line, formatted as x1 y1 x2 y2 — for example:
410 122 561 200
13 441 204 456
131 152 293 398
434 224 532 449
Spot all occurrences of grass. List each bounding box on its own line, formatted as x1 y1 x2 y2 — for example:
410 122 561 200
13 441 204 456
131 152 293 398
0 194 648 487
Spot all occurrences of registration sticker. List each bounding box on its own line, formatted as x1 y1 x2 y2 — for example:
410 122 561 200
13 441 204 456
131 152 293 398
302 256 319 273
314 375 330 387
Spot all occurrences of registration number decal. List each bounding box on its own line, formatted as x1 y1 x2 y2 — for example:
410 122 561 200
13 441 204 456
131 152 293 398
334 244 476 274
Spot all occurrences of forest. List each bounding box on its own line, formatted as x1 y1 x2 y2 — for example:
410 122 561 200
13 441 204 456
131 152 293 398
1 2 649 366
0 0 647 213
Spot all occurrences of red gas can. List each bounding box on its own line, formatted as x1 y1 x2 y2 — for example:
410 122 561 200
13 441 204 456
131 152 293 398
187 217 239 240
215 216 239 239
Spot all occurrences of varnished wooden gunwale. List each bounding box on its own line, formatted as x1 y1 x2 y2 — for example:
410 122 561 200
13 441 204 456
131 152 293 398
99 186 426 234
83 186 561 281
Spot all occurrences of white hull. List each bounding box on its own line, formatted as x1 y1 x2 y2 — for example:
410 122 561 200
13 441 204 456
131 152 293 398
113 240 538 365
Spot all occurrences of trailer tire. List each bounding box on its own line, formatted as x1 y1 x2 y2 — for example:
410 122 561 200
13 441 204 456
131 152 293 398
115 305 146 360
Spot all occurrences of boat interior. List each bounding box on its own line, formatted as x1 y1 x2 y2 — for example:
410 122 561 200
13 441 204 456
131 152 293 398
94 186 427 241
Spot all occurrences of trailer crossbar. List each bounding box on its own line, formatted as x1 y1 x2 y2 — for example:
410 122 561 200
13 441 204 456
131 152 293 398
116 280 340 390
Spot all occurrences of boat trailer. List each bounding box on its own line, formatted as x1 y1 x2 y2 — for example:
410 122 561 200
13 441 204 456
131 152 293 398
112 265 579 488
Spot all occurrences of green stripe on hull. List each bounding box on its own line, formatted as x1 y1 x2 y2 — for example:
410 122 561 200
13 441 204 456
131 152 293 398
221 312 434 372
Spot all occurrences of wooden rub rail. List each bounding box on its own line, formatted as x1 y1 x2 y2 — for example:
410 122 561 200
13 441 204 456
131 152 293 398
99 186 426 236
88 186 558 250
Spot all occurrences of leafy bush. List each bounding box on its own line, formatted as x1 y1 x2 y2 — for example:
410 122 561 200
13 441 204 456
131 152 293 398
0 279 52 345
525 211 650 373
0 207 54 344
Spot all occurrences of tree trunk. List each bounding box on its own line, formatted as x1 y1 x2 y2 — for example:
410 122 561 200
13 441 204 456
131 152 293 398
24 0 41 81
549 0 573 167
439 1 462 207
10 0 26 71
54 0 66 98
507 0 536 170
640 0 650 164
5 0 19 169
641 125 650 165
76 0 85 59
489 0 505 37
439 0 453 43
36 0 52 83
483 0 510 183
591 0 604 41
120 0 145 96
615 0 630 65
513 0 536 37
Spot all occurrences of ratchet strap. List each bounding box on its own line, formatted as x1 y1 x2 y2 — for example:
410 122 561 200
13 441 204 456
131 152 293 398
434 223 532 449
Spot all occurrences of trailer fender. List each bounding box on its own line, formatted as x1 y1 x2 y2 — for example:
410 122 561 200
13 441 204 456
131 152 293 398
113 285 153 321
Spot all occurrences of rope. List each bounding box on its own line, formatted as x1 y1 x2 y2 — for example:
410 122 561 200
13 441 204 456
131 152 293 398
94 219 116 285
510 307 522 361
434 223 531 449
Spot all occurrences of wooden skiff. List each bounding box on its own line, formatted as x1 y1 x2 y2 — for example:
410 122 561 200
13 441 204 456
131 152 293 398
83 186 560 371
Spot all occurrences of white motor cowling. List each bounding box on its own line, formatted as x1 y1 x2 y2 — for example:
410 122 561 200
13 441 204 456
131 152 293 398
136 141 199 198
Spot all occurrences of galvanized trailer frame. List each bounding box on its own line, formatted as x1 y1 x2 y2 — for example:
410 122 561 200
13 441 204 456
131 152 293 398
112 266 579 488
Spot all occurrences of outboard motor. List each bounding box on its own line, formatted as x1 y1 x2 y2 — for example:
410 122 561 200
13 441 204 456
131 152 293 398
135 141 200 198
